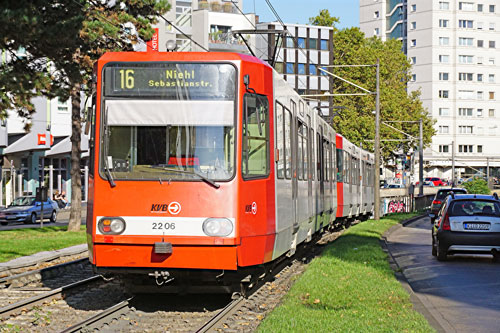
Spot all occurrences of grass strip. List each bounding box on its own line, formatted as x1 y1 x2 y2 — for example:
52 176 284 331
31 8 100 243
0 226 86 263
258 212 434 332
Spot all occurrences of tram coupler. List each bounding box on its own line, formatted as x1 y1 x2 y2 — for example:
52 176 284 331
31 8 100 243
149 270 174 286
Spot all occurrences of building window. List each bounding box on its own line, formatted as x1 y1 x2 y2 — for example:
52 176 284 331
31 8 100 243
320 39 328 50
410 56 416 64
439 108 450 116
309 64 317 75
477 91 484 100
458 20 474 28
478 57 484 64
489 91 495 100
439 90 449 98
439 125 449 134
439 19 449 27
489 5 495 13
478 74 483 81
477 109 483 117
439 55 450 63
411 4 416 12
309 38 317 49
410 22 416 30
459 108 473 116
297 38 306 49
439 2 450 10
374 28 380 36
478 40 484 47
458 73 474 81
459 2 474 11
286 37 295 48
439 37 449 45
411 39 416 47
57 98 69 113
458 55 473 63
489 74 495 83
439 72 449 80
458 125 473 134
477 145 483 153
275 62 283 74
477 22 484 30
286 62 294 74
411 74 416 81
489 109 495 117
297 63 306 75
458 91 474 99
489 23 495 31
478 4 483 12
374 11 379 18
489 58 495 65
489 41 496 48
458 37 473 46
439 145 450 153
458 145 473 153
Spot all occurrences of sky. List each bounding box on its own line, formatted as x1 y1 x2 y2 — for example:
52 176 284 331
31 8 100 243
242 0 360 29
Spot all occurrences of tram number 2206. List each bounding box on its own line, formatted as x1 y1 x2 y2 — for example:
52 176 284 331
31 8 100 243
152 222 176 230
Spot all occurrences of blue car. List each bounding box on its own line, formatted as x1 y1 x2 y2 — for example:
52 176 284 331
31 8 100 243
0 196 59 226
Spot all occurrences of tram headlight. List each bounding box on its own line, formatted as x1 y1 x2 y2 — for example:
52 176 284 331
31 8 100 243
98 217 126 235
202 218 233 237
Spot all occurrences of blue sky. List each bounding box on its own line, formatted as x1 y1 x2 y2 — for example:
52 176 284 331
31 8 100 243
242 0 360 28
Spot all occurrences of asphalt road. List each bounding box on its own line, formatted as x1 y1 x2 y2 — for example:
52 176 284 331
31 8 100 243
387 216 500 333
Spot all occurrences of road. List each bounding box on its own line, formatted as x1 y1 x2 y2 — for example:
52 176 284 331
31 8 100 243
386 216 500 333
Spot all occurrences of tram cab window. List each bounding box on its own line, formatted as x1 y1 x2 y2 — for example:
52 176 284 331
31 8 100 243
336 148 343 182
276 102 285 179
242 94 270 179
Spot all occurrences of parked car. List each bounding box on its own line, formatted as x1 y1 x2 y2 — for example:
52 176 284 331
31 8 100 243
0 196 58 226
431 193 500 261
387 184 404 188
429 188 468 223
425 177 445 186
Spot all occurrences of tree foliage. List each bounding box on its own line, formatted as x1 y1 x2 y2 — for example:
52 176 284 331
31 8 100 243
461 178 490 194
308 9 339 29
0 0 170 231
307 21 435 160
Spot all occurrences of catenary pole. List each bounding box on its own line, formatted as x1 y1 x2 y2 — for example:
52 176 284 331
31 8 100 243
419 119 423 196
374 59 381 220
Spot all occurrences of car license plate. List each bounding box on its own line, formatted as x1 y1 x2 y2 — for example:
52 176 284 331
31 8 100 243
464 223 490 230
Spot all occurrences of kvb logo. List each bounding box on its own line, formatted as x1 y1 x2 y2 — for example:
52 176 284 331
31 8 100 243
168 202 181 215
151 202 181 215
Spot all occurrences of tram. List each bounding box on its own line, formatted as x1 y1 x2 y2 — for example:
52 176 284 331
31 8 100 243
86 51 374 292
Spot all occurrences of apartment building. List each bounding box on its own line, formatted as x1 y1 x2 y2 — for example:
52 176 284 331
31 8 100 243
255 22 335 113
360 0 500 179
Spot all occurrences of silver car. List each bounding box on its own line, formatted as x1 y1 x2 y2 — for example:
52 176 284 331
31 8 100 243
432 193 500 261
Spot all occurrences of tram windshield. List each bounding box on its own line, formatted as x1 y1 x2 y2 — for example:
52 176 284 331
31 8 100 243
100 63 236 182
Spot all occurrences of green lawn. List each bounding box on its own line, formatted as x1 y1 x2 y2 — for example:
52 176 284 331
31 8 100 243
258 213 434 332
0 226 86 263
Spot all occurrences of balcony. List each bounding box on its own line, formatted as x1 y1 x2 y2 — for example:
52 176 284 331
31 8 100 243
198 1 237 13
208 31 248 53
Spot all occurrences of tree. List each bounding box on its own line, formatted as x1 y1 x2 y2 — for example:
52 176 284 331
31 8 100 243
309 9 339 29
315 26 435 160
0 0 170 231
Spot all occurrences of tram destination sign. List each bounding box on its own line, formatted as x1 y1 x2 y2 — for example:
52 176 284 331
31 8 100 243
104 63 236 100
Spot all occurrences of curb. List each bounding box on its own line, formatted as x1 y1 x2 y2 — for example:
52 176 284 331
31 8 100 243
381 215 452 333
0 244 88 272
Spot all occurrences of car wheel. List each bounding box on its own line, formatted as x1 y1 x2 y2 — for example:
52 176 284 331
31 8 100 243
50 210 57 223
436 241 447 261
0 222 7 226
431 238 437 256
30 213 37 224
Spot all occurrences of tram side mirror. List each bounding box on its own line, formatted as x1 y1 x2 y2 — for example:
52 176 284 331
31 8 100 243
84 94 96 136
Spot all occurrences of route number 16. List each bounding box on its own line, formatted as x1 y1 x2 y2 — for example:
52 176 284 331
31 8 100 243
119 69 135 89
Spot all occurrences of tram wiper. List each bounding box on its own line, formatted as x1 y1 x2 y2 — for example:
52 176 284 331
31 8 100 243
147 166 220 189
103 107 116 188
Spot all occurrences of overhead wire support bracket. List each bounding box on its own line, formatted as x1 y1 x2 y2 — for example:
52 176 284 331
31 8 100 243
232 29 287 66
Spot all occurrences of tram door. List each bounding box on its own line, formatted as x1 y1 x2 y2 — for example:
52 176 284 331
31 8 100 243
317 126 324 218
307 116 313 221
291 102 298 232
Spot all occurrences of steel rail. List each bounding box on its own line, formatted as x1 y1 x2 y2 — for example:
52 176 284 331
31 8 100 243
0 258 89 286
0 275 101 320
59 297 134 333
195 296 245 333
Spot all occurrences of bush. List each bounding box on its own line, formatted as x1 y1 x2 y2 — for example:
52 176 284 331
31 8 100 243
462 178 490 194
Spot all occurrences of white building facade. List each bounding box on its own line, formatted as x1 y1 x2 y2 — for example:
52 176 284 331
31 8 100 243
360 0 500 180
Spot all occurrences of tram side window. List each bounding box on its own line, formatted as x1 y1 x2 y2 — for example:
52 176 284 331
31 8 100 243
336 148 343 182
316 133 321 181
330 143 334 183
242 94 269 179
276 102 284 179
284 108 292 179
297 121 303 180
310 128 315 181
323 139 329 182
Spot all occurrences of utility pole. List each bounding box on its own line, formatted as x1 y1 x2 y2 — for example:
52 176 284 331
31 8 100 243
451 141 455 186
374 59 381 220
419 119 423 196
487 157 491 189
